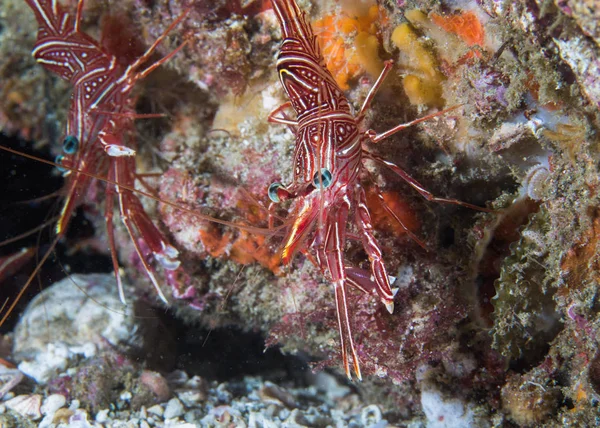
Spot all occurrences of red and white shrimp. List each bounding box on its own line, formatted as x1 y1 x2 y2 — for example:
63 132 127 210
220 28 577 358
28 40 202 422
4 0 190 321
268 0 489 379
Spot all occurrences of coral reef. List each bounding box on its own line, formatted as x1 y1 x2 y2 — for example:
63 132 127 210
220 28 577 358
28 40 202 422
1 0 600 425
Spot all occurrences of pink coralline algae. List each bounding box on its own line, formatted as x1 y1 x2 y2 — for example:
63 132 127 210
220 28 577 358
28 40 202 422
468 67 509 114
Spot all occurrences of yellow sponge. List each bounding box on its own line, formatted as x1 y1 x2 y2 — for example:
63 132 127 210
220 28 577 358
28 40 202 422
391 19 444 106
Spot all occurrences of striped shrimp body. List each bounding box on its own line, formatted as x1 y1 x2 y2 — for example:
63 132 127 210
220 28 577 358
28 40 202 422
268 0 488 379
12 0 189 319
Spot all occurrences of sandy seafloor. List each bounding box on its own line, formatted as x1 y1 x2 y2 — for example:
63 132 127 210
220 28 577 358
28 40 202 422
1 0 600 426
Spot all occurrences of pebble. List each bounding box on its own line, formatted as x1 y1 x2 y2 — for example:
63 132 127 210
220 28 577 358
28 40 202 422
69 399 80 411
0 372 391 426
120 391 133 402
148 404 164 417
95 409 109 423
52 408 75 424
140 370 171 402
165 422 196 428
361 404 383 425
39 394 68 428
177 389 205 407
163 397 185 420
39 414 54 428
41 393 66 415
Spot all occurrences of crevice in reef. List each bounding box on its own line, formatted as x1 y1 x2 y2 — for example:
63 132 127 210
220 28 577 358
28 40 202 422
147 308 311 384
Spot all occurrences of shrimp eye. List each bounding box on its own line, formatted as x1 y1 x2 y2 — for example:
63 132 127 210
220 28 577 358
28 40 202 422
312 168 332 189
268 182 284 203
55 154 67 173
62 135 79 154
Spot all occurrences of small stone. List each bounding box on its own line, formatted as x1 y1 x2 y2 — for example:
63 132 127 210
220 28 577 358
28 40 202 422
69 399 80 411
139 406 148 419
41 393 66 415
147 404 164 417
360 404 383 425
284 409 311 426
52 408 74 424
166 370 188 387
96 409 110 423
313 372 351 400
176 390 206 407
184 410 197 423
39 414 54 428
278 408 291 420
184 375 209 395
40 396 66 428
258 381 297 408
120 391 133 401
163 397 185 420
140 420 151 428
70 408 91 423
140 370 171 402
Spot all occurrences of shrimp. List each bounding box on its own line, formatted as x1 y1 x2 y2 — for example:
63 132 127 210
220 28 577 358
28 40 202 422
268 0 489 380
3 0 190 323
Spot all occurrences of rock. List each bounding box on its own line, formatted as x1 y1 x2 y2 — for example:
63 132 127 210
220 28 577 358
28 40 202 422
95 409 109 423
40 393 66 416
163 397 185 420
421 388 481 428
140 370 171 403
501 373 559 426
147 404 164 417
12 274 141 383
14 274 140 356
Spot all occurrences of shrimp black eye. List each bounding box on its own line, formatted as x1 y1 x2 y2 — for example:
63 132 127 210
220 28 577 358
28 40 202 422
55 154 67 173
268 182 284 203
62 135 79 154
312 168 332 189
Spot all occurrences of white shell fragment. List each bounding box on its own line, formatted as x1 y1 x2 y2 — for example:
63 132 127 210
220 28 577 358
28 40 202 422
5 394 43 420
0 364 24 399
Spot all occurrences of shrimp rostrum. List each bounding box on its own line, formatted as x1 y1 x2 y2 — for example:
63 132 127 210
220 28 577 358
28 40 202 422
268 0 488 379
14 0 189 317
